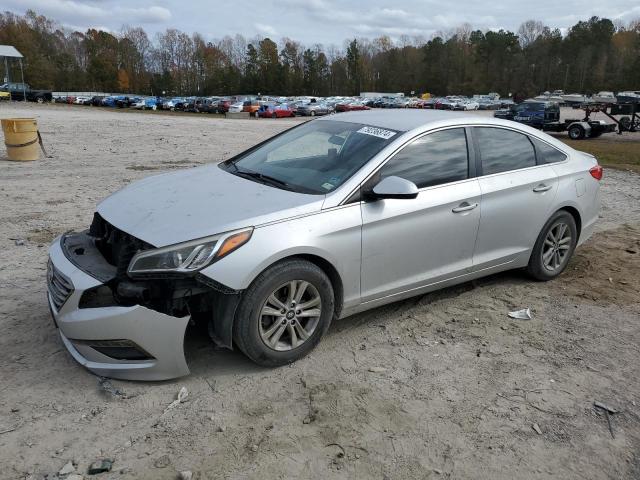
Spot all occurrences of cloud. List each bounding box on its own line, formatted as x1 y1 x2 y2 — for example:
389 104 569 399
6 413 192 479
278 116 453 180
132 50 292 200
5 0 171 26
255 23 278 37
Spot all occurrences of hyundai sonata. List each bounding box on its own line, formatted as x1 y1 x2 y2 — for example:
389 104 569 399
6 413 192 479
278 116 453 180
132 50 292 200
47 110 601 380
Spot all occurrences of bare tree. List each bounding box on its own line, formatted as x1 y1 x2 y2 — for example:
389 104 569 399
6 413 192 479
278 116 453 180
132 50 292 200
518 20 545 47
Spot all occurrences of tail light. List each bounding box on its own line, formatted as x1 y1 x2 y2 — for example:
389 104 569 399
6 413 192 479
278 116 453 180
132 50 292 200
589 165 603 181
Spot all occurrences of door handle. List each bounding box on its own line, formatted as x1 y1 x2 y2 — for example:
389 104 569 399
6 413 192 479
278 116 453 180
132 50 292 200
533 184 553 192
452 202 478 213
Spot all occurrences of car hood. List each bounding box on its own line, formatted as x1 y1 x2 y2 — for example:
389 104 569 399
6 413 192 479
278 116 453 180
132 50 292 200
97 165 325 247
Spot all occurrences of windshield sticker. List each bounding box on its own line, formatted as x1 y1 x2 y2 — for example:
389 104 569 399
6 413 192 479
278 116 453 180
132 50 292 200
357 126 397 140
321 182 334 190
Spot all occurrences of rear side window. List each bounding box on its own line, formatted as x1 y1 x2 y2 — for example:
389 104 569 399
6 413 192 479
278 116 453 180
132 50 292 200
379 128 468 188
532 138 568 164
476 127 536 175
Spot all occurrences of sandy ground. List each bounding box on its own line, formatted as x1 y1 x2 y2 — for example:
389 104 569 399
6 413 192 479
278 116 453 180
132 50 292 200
0 103 639 480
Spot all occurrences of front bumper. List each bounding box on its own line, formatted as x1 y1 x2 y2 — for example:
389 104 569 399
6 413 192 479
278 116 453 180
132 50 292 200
47 236 190 381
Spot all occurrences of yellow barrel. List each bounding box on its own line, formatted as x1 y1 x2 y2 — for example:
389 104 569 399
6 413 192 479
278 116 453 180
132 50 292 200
2 118 40 161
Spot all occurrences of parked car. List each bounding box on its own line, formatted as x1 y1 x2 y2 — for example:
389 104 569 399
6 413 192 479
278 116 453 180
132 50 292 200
47 110 601 380
0 82 52 102
132 97 159 110
243 100 262 117
228 101 245 113
90 96 106 106
335 101 370 112
494 100 560 129
296 102 333 116
216 99 233 113
101 96 118 107
258 103 295 118
477 99 501 110
74 96 91 105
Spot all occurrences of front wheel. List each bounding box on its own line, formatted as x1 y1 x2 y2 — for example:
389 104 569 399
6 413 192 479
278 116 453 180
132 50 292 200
527 211 577 281
233 259 334 367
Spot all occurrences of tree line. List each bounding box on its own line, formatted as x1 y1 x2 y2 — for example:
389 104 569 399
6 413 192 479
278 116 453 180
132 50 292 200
1 10 639 97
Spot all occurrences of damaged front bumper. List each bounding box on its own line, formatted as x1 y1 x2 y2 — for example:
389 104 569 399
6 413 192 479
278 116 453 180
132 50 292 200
47 235 191 381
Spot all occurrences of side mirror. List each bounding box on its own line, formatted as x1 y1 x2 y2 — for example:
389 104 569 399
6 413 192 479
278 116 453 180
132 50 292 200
365 176 419 200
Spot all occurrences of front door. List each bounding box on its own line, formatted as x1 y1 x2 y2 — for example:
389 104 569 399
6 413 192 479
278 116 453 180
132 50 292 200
360 127 481 302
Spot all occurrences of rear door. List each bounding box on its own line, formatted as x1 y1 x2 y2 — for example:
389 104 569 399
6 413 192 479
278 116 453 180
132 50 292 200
471 127 559 270
360 127 481 302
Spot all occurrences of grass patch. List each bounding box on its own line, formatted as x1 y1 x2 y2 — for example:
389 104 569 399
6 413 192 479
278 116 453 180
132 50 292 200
559 137 640 173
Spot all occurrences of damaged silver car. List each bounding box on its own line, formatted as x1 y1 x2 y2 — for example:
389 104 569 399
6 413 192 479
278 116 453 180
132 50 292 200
47 110 601 380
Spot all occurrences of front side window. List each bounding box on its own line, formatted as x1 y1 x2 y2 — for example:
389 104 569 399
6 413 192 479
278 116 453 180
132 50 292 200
378 128 469 188
221 120 400 194
476 127 536 175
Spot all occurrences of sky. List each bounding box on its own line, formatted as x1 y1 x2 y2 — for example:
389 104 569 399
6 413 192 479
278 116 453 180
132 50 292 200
4 0 640 45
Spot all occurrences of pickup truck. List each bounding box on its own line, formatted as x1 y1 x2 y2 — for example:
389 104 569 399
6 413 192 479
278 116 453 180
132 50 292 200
0 82 53 103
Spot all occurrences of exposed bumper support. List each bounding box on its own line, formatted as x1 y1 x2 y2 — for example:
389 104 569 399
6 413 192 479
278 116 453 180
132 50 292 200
48 236 190 381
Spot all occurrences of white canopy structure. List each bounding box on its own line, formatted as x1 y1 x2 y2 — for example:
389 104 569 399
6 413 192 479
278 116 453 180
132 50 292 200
1 45 26 99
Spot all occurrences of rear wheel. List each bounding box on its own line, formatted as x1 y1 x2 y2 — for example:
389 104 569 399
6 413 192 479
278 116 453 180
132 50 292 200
568 125 585 140
233 259 334 367
310 110 316 116
527 211 577 281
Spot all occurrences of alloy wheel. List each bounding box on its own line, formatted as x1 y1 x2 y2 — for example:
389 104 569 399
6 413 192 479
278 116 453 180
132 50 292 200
259 280 322 351
542 222 572 271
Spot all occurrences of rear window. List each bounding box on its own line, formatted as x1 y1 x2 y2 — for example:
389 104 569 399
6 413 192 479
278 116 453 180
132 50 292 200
476 127 536 175
532 138 568 164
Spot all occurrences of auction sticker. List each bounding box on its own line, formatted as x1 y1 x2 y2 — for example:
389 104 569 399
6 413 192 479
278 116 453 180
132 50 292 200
357 126 397 140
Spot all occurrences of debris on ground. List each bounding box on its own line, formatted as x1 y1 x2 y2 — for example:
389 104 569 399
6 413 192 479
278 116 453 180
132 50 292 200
59 460 75 475
594 400 621 439
97 376 127 398
178 470 193 480
508 308 532 320
594 401 619 414
164 387 189 413
532 423 543 435
87 458 113 475
368 366 388 373
153 455 171 468
14 239 26 246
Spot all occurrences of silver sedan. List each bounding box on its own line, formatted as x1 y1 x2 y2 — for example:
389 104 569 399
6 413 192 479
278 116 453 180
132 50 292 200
47 110 602 380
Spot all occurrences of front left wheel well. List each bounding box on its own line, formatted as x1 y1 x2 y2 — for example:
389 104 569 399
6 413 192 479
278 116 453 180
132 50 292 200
289 254 344 318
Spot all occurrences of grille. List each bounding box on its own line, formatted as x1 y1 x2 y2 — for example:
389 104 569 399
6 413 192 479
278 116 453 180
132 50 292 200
47 260 74 311
89 213 152 277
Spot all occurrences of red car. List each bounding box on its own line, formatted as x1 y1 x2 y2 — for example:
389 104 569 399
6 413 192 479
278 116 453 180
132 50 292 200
257 103 295 118
335 102 370 112
216 99 232 113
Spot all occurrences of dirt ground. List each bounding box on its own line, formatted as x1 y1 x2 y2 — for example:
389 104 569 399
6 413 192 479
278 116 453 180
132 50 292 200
0 103 639 480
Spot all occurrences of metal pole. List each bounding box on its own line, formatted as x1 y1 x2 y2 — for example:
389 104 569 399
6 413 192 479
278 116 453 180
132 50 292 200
19 58 26 102
4 56 8 83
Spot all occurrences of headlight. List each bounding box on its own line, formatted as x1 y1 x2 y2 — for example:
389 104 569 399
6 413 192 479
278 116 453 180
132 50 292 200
127 228 253 276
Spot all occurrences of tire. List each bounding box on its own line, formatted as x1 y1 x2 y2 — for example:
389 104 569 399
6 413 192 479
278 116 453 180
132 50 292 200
233 259 335 367
568 125 585 140
527 211 577 281
310 110 316 116
619 117 631 132
36 96 44 104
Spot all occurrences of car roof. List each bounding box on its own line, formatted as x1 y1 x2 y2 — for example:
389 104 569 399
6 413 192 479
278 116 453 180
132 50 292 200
315 109 572 152
318 109 480 132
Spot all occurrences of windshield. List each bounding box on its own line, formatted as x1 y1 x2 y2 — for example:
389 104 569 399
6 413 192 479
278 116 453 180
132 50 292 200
220 120 400 194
